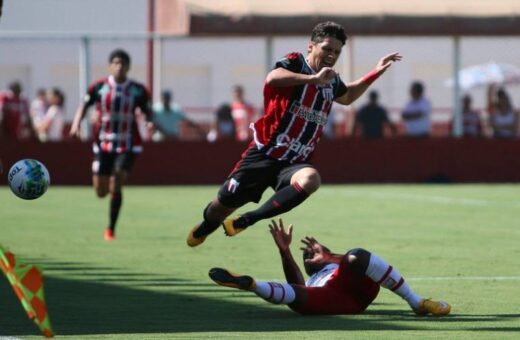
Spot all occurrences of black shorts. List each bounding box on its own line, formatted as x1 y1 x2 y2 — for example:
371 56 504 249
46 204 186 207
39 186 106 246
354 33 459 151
217 145 314 208
92 152 137 176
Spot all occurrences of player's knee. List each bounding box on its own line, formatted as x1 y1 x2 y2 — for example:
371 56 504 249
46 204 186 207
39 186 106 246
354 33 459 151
347 248 371 274
297 171 321 194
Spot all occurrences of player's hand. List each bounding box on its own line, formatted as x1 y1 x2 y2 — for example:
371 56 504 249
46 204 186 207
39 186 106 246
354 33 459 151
313 67 337 85
269 218 293 252
300 236 331 265
376 52 402 73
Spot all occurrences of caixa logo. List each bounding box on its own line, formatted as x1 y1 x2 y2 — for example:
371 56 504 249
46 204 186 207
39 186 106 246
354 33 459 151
275 134 316 158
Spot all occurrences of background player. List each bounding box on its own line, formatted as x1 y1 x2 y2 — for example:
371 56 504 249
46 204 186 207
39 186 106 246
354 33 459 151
70 49 153 241
187 21 401 246
209 219 451 316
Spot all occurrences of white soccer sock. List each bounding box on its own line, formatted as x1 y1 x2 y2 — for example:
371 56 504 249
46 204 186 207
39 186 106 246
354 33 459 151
254 281 296 304
366 253 422 310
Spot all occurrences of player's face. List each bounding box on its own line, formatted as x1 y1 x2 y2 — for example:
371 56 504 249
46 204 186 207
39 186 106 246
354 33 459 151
109 57 130 82
307 37 343 72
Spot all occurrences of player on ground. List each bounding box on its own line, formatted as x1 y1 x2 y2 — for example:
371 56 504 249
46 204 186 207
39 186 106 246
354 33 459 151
70 49 153 241
209 219 451 316
187 21 402 246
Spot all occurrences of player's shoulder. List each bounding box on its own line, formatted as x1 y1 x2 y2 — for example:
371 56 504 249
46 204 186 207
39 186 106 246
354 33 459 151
91 77 109 87
285 52 303 60
129 80 149 93
88 77 109 91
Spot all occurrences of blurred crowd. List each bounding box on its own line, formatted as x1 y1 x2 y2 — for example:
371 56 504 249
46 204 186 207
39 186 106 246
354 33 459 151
1 80 519 143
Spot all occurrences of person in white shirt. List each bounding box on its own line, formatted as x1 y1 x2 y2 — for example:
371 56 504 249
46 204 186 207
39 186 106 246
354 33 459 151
401 81 431 137
35 88 65 142
209 219 451 316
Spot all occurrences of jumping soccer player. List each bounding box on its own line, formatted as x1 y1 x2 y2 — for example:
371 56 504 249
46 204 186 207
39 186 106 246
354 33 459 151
70 49 153 241
187 21 402 246
209 219 451 316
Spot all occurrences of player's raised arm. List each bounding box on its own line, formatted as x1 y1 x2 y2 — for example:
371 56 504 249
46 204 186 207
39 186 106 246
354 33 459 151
269 219 305 285
336 52 402 106
300 236 343 265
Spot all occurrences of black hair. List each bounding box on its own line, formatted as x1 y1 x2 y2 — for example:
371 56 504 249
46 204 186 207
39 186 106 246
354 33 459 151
369 90 379 101
411 81 424 95
51 87 65 106
310 21 347 46
109 49 131 66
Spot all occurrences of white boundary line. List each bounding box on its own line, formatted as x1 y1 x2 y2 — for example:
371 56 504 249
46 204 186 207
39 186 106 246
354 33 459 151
165 276 520 285
322 189 520 207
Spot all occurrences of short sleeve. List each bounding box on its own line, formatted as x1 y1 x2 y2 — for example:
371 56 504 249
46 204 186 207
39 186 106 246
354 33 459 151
334 76 348 98
274 52 304 73
83 81 101 107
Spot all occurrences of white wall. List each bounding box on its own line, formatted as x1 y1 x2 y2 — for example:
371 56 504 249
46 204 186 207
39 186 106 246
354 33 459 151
1 0 520 124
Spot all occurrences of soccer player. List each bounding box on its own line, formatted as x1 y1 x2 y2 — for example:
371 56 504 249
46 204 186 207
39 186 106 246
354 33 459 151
187 21 402 246
209 219 451 316
70 49 153 241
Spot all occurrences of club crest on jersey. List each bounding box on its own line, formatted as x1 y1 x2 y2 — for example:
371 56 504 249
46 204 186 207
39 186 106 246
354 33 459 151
227 178 240 193
321 86 334 101
276 133 316 158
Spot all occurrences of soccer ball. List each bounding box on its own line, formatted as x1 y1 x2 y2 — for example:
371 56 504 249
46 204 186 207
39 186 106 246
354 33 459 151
7 159 50 200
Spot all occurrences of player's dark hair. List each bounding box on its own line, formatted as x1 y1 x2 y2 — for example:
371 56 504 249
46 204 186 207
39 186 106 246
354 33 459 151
109 49 131 66
310 21 347 45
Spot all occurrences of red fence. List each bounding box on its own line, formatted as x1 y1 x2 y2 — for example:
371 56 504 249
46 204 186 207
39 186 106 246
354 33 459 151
1 138 520 185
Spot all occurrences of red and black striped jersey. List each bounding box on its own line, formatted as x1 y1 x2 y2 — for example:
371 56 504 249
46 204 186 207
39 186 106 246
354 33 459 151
252 52 347 163
84 76 151 154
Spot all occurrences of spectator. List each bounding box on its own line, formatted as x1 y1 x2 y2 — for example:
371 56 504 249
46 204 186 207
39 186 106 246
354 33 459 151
458 94 483 138
152 90 202 141
34 88 65 142
0 81 32 140
30 88 48 131
488 86 518 138
231 85 256 141
352 90 397 138
207 103 236 142
401 81 431 137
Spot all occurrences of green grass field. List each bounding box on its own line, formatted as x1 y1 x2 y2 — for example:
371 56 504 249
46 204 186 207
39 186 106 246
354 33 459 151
1 185 519 339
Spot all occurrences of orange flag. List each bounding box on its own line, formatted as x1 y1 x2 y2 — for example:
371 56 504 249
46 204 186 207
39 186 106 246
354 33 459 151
0 244 54 338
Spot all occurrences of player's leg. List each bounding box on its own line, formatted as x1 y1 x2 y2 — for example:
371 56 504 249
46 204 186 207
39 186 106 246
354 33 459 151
349 248 451 316
92 152 112 198
224 165 318 235
189 146 273 245
187 198 236 247
208 267 307 307
103 152 135 240
105 169 127 240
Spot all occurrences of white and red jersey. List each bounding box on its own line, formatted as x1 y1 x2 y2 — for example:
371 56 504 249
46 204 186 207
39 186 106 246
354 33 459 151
306 263 339 287
84 76 151 154
252 52 347 163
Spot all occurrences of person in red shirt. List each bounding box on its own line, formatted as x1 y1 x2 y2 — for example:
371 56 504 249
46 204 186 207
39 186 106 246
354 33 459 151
0 82 32 140
210 219 451 316
187 21 401 247
70 49 153 241
230 85 256 141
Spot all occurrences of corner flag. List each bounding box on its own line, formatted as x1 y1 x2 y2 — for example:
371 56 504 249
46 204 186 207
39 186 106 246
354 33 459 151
0 244 54 338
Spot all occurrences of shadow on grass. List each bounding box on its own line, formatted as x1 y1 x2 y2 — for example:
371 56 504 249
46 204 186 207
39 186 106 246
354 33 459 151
2 265 519 337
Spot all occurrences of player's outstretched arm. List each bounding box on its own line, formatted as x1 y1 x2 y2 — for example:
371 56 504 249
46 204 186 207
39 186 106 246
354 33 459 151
269 219 306 285
336 52 402 106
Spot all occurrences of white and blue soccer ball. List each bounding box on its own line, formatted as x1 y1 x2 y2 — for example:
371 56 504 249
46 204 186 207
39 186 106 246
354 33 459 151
7 159 50 200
